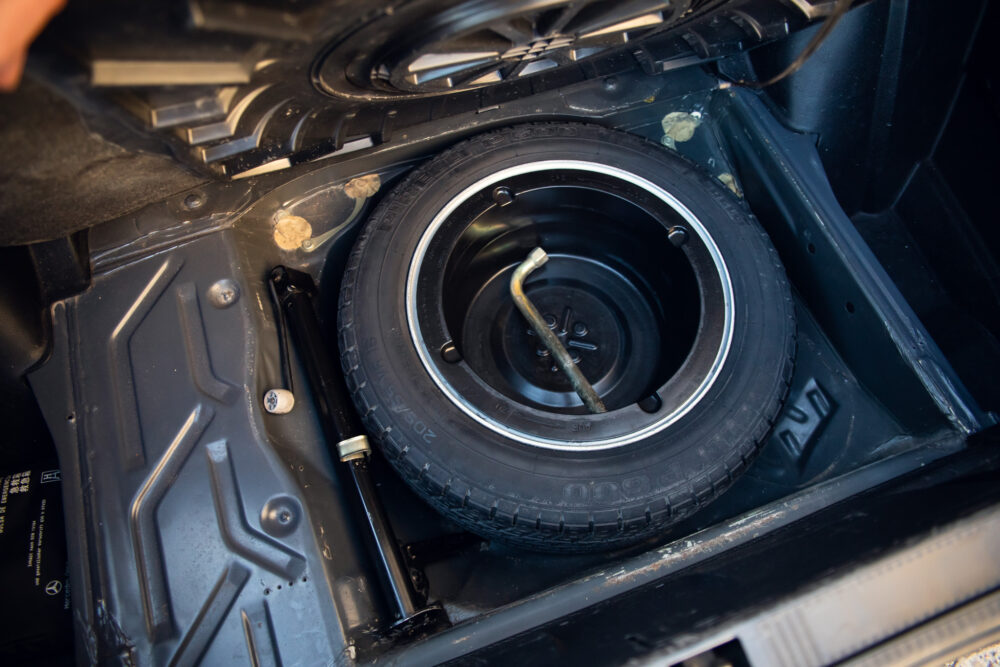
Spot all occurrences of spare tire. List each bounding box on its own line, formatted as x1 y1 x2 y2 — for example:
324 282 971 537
338 123 795 552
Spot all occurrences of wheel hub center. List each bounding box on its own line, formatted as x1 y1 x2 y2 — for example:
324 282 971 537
408 161 733 448
527 306 598 372
501 35 574 62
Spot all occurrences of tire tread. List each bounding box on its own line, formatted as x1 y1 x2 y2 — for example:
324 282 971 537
339 123 796 552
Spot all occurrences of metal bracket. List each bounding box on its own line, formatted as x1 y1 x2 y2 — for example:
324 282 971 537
337 434 370 462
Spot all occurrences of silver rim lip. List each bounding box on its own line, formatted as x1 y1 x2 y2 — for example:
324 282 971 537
405 160 735 451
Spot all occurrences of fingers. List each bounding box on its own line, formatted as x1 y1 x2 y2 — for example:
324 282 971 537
0 0 67 91
0 50 26 90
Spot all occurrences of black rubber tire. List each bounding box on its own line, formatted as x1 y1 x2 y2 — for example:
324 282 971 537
339 123 795 552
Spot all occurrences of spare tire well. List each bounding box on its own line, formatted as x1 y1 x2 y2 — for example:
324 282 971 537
339 123 795 552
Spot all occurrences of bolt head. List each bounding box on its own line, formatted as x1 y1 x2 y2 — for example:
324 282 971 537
668 226 689 247
492 186 515 207
260 495 301 537
207 279 240 308
440 343 462 363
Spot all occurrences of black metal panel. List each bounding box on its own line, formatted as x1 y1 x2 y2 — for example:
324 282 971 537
445 437 1000 666
750 0 989 216
28 231 377 664
712 88 990 435
21 44 994 666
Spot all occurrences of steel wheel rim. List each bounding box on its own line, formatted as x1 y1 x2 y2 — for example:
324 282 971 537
405 160 735 451
318 0 684 97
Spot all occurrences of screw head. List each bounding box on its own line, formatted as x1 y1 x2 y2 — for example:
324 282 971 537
572 322 589 337
207 279 240 308
260 496 301 537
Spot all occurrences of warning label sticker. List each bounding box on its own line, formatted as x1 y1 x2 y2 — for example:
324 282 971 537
0 467 71 651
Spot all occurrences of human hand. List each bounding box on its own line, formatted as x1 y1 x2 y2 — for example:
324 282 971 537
0 0 66 91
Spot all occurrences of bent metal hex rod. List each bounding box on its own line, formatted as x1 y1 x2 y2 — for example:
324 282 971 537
269 266 448 634
510 247 608 414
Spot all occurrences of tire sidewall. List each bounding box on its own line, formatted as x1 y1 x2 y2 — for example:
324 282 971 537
341 124 792 533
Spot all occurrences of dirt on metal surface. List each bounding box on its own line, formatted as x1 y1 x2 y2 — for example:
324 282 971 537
949 642 1000 666
273 215 313 251
344 173 381 199
603 505 792 588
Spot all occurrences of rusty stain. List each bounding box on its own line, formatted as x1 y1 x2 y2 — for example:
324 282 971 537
273 215 312 251
344 173 381 200
318 525 333 560
299 175 380 253
718 172 742 197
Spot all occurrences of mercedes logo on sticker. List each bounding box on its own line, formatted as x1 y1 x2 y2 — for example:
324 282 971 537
45 580 63 596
